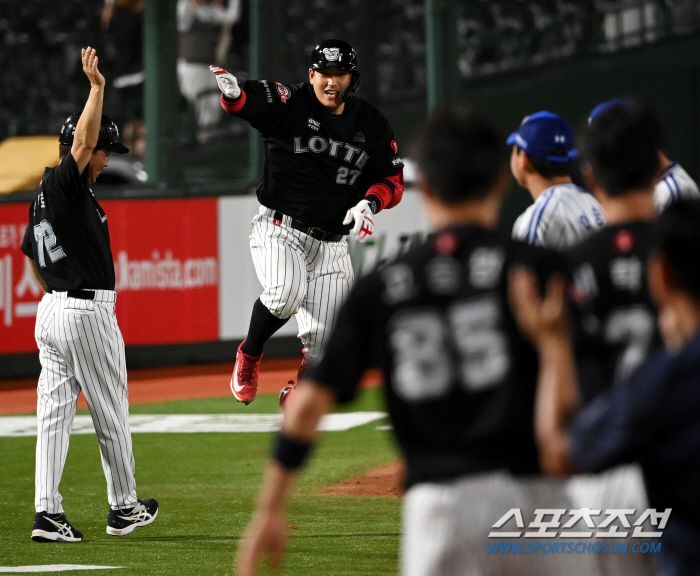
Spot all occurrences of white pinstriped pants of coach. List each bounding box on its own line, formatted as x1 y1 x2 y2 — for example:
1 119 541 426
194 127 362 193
34 290 138 514
250 206 354 358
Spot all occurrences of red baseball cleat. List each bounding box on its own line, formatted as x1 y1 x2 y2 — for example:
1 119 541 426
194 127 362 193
231 340 262 405
297 347 311 382
279 381 297 412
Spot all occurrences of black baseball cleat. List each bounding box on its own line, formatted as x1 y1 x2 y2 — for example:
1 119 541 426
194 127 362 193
31 512 83 542
106 498 159 536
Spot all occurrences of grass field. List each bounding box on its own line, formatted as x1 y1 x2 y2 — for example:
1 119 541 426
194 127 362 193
0 388 402 575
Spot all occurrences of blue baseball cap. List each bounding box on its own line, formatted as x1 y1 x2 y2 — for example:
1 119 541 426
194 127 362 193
588 99 631 124
506 111 578 163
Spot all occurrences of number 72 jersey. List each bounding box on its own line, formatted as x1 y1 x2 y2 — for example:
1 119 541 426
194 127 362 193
21 152 116 291
567 222 661 403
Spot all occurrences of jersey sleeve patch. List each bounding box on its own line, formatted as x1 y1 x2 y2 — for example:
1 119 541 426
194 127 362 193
274 82 292 103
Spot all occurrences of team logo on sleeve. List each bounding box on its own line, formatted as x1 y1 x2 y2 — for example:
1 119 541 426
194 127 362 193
322 48 340 61
391 140 398 154
275 82 291 103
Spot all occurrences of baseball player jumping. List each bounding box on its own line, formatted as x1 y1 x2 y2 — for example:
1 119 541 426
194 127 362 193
235 110 599 576
211 39 404 404
588 99 700 213
21 48 158 542
509 111 606 251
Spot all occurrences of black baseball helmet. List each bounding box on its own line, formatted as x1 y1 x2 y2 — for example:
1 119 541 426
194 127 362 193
310 39 360 102
58 113 130 154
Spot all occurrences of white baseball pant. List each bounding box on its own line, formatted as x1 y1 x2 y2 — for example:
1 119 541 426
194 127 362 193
566 464 655 576
34 290 138 514
250 206 354 358
401 471 603 576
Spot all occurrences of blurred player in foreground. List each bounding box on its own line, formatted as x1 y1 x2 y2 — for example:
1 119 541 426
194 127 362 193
210 39 404 405
570 100 663 400
235 110 599 576
22 48 158 542
509 111 605 251
512 198 700 576
566 100 664 576
589 99 699 213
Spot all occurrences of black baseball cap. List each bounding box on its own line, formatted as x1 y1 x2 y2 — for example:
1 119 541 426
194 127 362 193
59 113 130 154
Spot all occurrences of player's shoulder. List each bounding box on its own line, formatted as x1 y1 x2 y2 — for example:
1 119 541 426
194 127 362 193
660 162 698 188
349 96 392 127
512 202 538 240
352 96 383 116
568 221 653 266
626 332 700 403
376 226 560 301
44 152 81 189
511 187 563 244
547 183 599 210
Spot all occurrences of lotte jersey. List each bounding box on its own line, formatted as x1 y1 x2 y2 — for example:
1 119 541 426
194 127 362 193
224 81 404 235
309 225 565 488
567 222 661 403
20 152 115 291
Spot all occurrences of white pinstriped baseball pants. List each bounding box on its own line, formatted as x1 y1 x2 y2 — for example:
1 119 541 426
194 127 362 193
401 472 602 576
34 290 138 514
250 206 354 358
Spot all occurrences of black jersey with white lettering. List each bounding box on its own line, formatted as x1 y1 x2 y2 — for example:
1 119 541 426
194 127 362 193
567 222 661 403
20 152 115 291
226 81 403 234
309 225 565 488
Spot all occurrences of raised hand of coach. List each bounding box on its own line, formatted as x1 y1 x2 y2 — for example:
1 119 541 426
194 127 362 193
343 199 374 243
82 46 105 88
210 65 240 100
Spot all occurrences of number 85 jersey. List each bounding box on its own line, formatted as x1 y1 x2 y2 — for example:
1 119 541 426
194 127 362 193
309 225 565 488
21 151 115 291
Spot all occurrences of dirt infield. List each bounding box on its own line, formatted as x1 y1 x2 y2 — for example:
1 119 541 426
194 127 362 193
321 460 405 498
0 359 383 415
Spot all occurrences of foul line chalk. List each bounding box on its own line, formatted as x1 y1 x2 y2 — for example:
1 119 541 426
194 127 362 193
0 566 123 573
0 412 387 437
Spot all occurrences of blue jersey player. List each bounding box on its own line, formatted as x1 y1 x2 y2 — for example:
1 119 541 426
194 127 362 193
509 111 606 251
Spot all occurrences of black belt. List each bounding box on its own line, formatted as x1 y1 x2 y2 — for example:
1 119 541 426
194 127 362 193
49 289 96 300
273 211 344 242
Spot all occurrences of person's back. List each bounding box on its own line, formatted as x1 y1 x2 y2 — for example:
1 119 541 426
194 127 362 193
568 222 660 400
570 100 664 399
524 199 700 575
334 225 550 486
534 100 668 576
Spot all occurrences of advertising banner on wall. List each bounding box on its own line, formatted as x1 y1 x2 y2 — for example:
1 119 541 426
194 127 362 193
104 198 219 345
0 203 42 354
2 190 426 357
0 198 219 354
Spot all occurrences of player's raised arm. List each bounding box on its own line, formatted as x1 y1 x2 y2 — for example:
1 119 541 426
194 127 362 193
71 47 106 173
508 268 580 476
